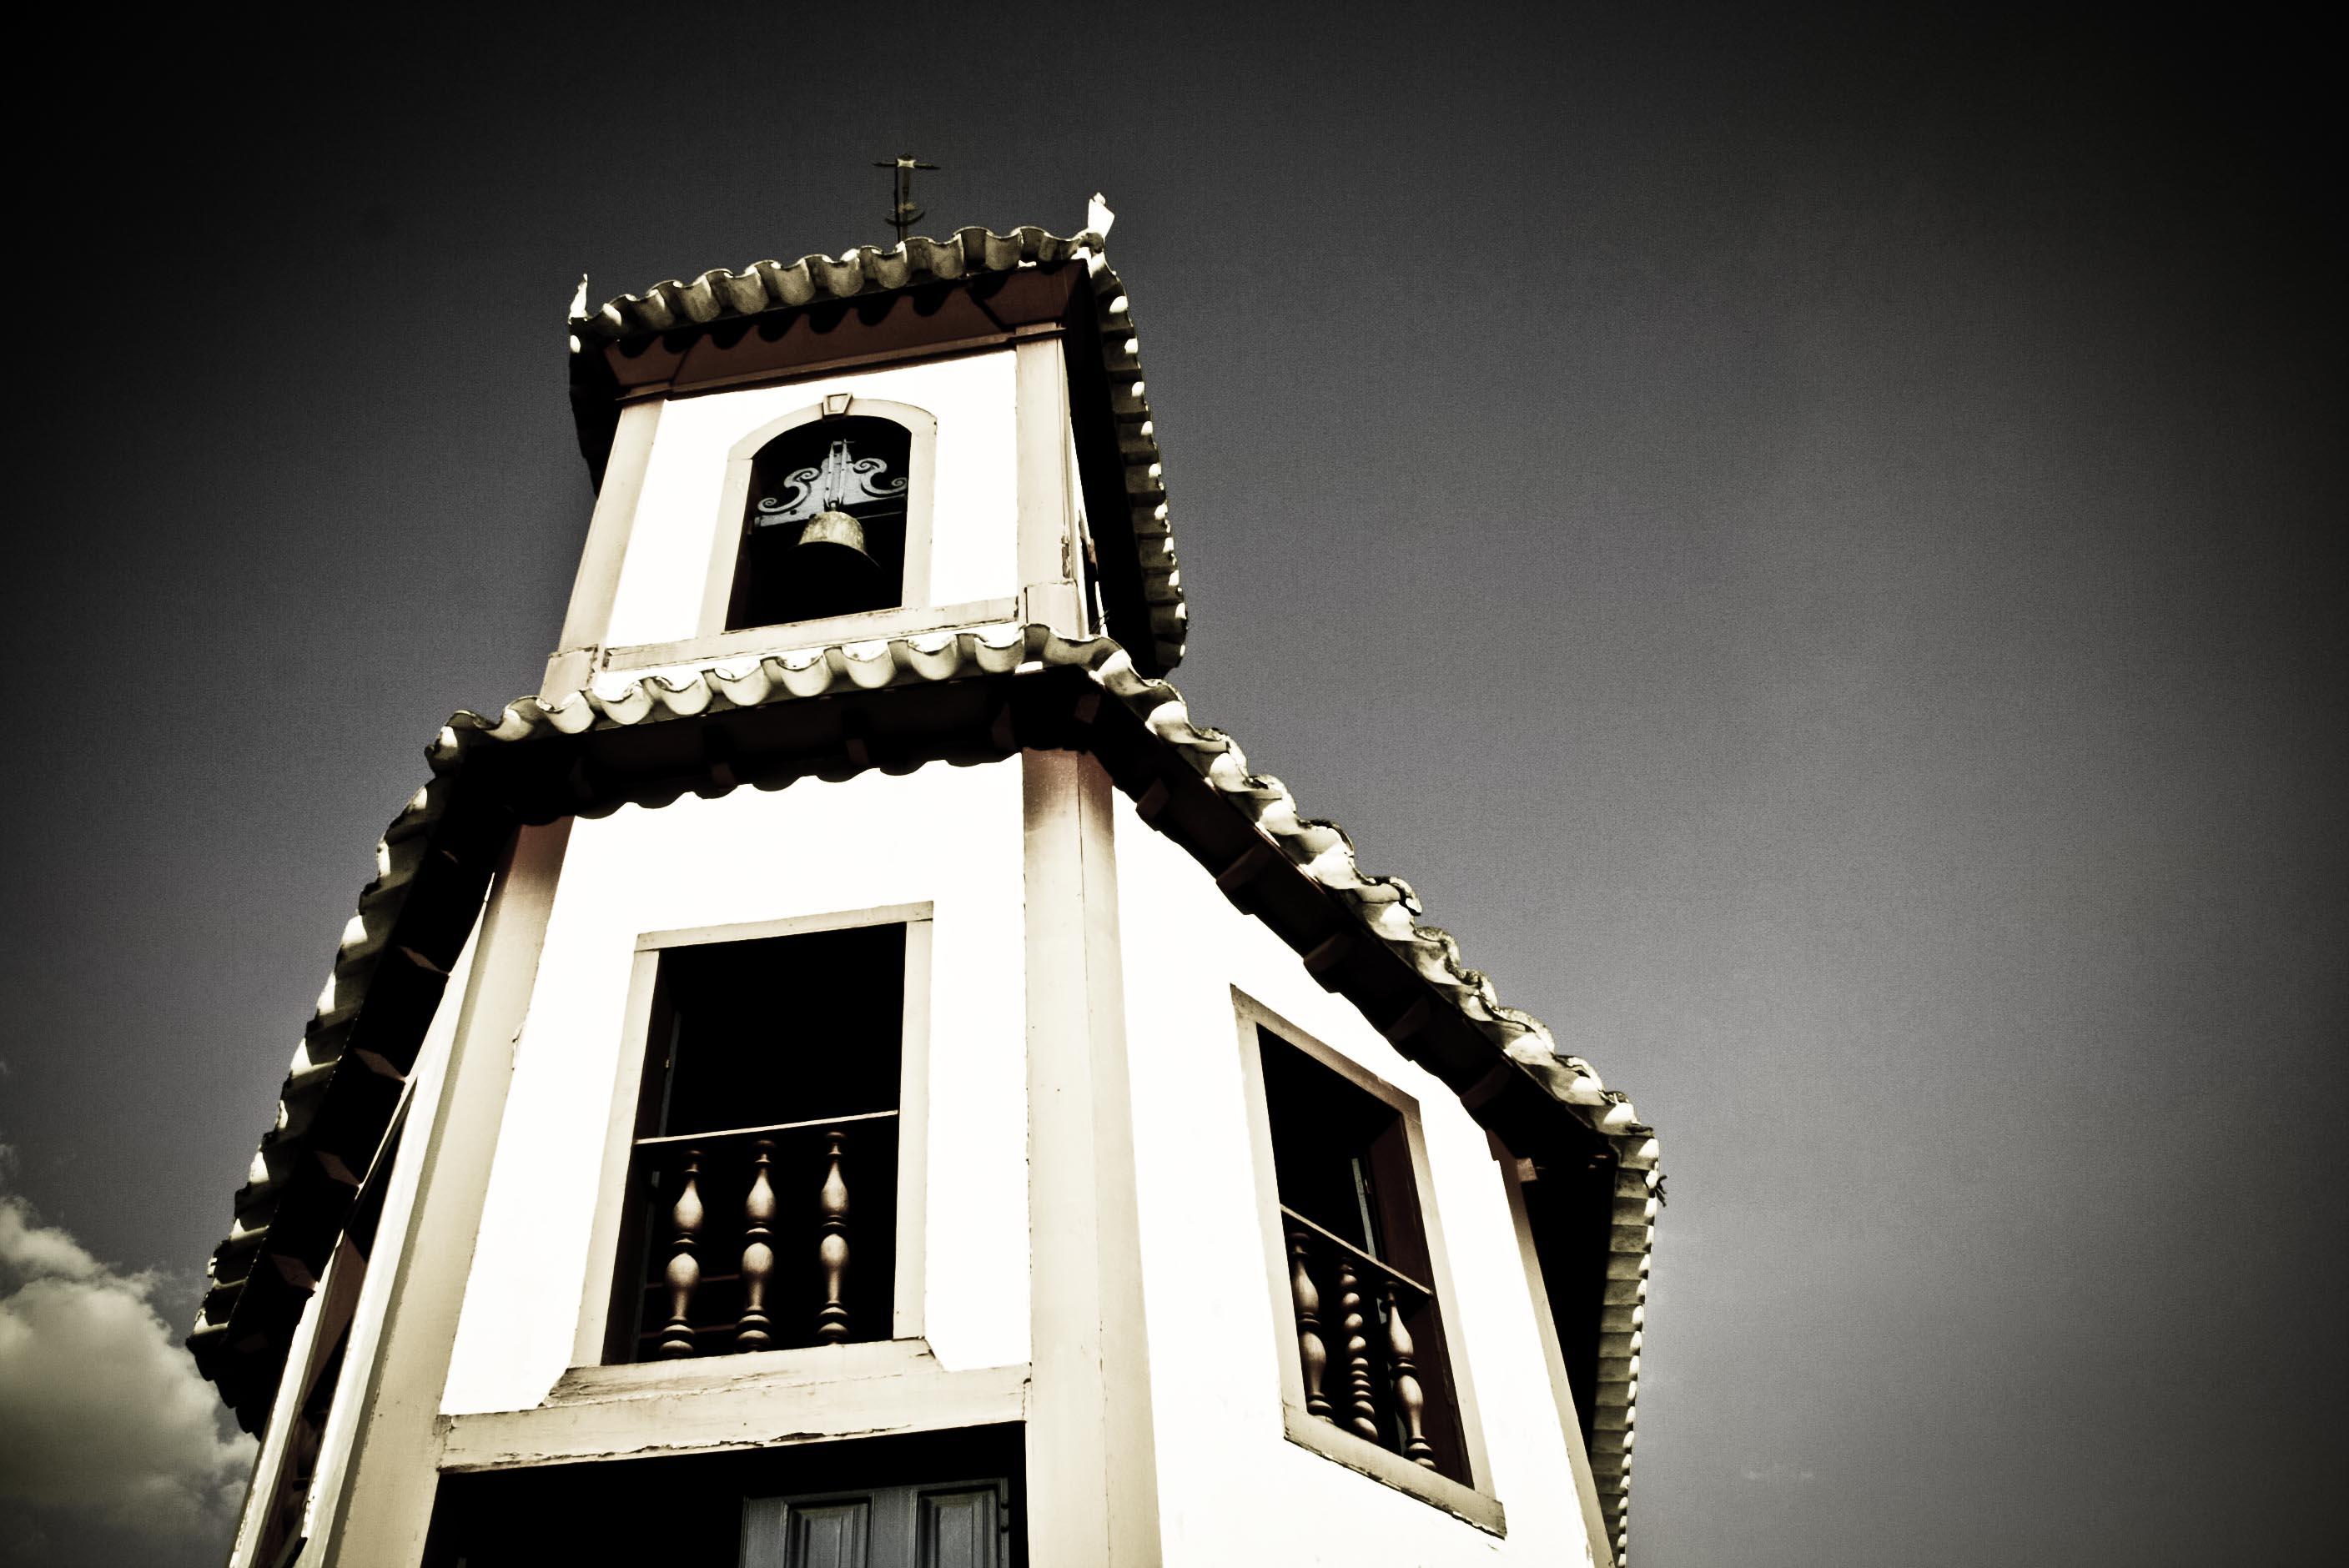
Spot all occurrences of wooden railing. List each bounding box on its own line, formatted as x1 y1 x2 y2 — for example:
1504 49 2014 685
621 1109 898 1359
1283 1206 1441 1470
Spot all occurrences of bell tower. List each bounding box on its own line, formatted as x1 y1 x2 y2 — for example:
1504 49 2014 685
539 193 1182 710
194 201 1662 1568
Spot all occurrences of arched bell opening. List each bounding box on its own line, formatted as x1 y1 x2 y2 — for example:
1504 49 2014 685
727 414 913 631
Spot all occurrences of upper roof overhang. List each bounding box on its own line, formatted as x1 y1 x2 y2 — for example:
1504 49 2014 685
566 220 1185 674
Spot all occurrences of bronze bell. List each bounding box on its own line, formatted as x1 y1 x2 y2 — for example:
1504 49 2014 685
796 509 873 556
781 509 892 620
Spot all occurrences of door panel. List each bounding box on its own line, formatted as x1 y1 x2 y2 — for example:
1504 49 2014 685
743 1496 872 1568
742 1480 1006 1568
795 1501 873 1568
916 1486 999 1568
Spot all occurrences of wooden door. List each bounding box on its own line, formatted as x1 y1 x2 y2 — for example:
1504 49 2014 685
741 1479 1009 1568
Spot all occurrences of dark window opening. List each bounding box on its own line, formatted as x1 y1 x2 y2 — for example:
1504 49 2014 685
729 416 913 631
607 924 906 1364
742 1478 1012 1568
422 1426 1024 1568
1260 1028 1471 1486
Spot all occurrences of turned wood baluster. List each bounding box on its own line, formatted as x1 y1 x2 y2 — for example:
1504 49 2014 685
656 1150 705 1358
1335 1258 1380 1441
1384 1281 1436 1468
1287 1227 1333 1421
737 1139 777 1350
816 1129 851 1343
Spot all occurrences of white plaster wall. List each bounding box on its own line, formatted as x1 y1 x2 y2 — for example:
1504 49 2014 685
602 351 1021 649
441 756 1030 1415
1112 796 1600 1567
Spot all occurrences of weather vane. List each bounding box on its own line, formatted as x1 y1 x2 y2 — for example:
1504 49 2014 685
875 154 938 243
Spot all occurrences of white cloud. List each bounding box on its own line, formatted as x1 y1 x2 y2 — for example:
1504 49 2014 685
0 1191 254 1536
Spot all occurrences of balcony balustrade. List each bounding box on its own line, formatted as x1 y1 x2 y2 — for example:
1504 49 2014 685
1283 1206 1446 1474
616 1110 898 1361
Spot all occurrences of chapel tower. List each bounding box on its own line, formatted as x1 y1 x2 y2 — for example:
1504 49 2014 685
192 199 1662 1568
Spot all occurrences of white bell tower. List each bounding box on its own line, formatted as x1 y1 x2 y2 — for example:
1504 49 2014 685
194 203 1663 1568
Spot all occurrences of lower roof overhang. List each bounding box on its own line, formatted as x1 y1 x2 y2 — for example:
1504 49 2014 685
189 626 1659 1560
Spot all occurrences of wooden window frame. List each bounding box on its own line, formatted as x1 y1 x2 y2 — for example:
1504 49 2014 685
1230 990 1504 1535
574 904 933 1371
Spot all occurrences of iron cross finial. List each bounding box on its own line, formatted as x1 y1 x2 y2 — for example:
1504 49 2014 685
874 154 940 243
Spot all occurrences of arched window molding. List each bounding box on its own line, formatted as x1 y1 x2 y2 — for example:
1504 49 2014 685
696 396 940 638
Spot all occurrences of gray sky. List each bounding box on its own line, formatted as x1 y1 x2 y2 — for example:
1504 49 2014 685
1 4 2340 1564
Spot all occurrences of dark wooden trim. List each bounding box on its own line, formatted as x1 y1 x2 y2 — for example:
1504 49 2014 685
1214 841 1277 896
1302 932 1354 988
1459 1061 1518 1113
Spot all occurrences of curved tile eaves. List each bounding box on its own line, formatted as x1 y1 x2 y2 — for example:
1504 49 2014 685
426 624 1661 1176
572 227 1093 338
192 776 453 1323
1592 1163 1659 1566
